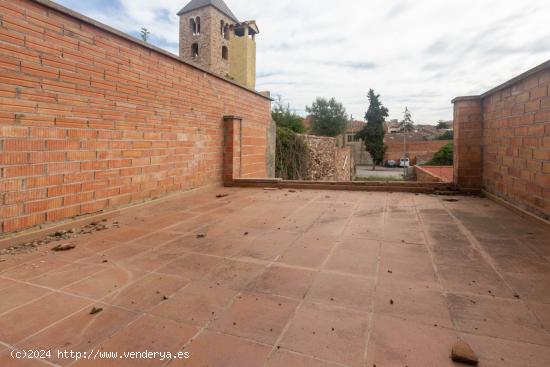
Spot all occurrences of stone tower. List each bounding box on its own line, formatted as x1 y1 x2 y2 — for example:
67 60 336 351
178 0 259 89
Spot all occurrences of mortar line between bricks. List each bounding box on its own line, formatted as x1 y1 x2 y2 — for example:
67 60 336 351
362 192 385 367
441 200 550 340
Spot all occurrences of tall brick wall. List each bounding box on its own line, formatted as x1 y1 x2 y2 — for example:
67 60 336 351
453 61 550 219
385 139 452 163
0 0 271 234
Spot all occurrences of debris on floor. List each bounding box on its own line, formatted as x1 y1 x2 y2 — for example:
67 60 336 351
216 194 229 198
444 199 460 202
89 307 103 315
451 340 479 365
0 219 118 256
196 233 206 239
51 244 76 252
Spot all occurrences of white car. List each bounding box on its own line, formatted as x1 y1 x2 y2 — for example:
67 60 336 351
399 158 410 167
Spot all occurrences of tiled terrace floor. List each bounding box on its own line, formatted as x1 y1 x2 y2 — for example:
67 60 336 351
0 188 549 367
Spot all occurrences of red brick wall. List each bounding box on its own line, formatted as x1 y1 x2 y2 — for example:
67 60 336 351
385 140 452 163
0 0 271 234
481 69 550 218
453 99 483 188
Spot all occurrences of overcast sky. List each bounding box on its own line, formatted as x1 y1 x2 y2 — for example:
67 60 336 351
55 0 550 124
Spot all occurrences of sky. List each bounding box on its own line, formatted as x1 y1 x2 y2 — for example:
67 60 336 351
55 0 550 124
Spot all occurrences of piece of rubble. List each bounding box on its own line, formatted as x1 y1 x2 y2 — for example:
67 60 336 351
263 188 277 191
196 234 206 239
216 194 229 198
451 340 479 365
51 244 76 252
90 306 103 315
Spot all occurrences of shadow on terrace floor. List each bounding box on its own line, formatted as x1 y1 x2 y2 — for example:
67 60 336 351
0 188 549 366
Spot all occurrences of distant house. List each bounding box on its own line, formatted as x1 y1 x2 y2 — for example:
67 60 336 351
344 120 365 144
384 119 401 134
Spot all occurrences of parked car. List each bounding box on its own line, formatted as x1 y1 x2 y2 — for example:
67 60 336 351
385 160 397 168
399 158 410 167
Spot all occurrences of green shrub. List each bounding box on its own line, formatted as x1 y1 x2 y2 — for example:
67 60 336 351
425 143 453 165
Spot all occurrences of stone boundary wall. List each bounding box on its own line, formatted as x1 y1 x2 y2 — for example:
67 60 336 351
0 0 271 234
299 134 352 181
453 60 550 219
385 140 452 163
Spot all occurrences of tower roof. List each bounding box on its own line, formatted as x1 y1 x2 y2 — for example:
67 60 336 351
177 0 239 23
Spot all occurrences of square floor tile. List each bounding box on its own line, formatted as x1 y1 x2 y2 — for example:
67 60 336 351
306 272 375 312
201 259 266 290
265 349 341 367
279 302 369 367
171 331 271 367
0 283 50 314
324 238 379 276
209 292 298 345
0 292 91 344
148 281 237 326
63 267 146 300
247 265 316 299
156 253 223 281
365 314 458 367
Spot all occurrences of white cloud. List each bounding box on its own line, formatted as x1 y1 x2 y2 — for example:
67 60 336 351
56 0 550 123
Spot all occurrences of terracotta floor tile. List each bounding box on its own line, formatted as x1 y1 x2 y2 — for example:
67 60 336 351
374 279 453 328
234 230 297 261
365 314 458 367
437 264 516 298
209 292 298 345
148 281 237 326
1 257 71 281
277 236 336 269
94 227 151 243
0 283 50 314
63 267 146 300
324 238 379 276
201 259 266 290
447 293 550 346
17 304 139 366
190 237 253 257
528 302 550 331
503 271 550 303
459 332 550 367
247 265 316 299
171 331 271 367
156 253 224 280
119 246 188 272
0 350 50 366
0 292 91 344
28 262 104 289
265 349 341 367
279 302 370 367
74 314 198 367
128 231 184 248
0 277 15 291
306 272 375 312
105 273 190 311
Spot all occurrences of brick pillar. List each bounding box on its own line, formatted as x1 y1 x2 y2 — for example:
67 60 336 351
452 97 483 188
223 115 242 182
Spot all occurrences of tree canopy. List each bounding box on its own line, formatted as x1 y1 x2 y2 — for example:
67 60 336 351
271 97 305 133
356 90 389 170
306 97 348 137
425 143 453 165
399 107 415 132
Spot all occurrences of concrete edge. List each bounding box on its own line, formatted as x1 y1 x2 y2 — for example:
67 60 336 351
452 59 550 103
482 190 550 230
0 183 222 250
29 0 272 101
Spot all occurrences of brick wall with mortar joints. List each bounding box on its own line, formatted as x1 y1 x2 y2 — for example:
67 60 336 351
0 0 271 234
385 139 453 163
481 69 550 219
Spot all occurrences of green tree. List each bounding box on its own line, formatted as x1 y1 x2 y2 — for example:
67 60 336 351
399 107 415 132
272 97 305 133
436 120 448 129
140 28 150 42
426 143 453 165
306 97 347 137
356 90 388 170
435 130 453 140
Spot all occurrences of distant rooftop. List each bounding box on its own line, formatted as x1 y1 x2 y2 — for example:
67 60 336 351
177 0 239 22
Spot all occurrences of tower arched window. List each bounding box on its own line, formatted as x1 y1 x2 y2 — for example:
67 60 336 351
222 46 228 60
191 43 199 58
220 20 224 36
196 17 201 35
223 24 230 40
190 18 196 35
